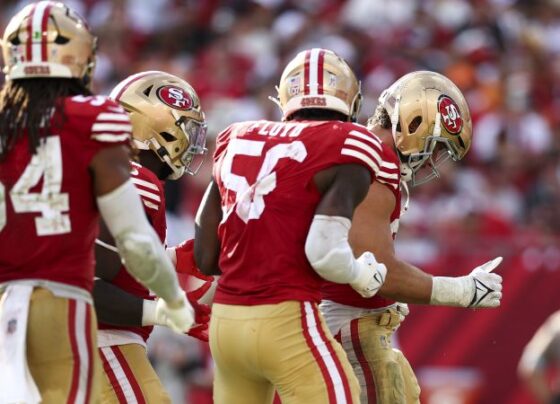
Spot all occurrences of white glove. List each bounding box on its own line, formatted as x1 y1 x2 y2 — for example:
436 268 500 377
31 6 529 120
468 257 503 308
142 293 195 333
350 252 387 298
430 257 503 308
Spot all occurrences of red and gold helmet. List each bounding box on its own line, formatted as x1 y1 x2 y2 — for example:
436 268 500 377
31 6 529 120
374 71 472 186
1 1 96 85
274 48 362 121
110 71 207 179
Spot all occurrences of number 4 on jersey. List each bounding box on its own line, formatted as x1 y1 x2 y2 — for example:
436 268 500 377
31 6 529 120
220 138 307 223
0 136 71 236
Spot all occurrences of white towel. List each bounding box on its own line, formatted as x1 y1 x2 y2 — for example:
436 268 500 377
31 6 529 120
0 284 41 404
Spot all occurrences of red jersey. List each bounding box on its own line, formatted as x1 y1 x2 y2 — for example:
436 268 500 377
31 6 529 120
0 95 131 292
98 162 166 342
212 120 382 305
321 141 402 308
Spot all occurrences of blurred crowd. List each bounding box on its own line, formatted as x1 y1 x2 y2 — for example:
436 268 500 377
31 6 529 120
2 0 560 402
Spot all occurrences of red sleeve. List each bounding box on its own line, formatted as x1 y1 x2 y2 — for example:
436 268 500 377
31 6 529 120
336 123 383 183
64 95 132 166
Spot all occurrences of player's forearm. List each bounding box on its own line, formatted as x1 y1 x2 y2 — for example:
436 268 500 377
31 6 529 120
378 258 433 304
97 180 183 304
93 279 143 326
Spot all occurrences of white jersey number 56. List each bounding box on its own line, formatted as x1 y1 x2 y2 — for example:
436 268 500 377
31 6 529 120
220 138 307 223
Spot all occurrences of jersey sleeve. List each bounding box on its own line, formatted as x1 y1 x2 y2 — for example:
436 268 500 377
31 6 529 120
337 124 383 182
89 98 132 146
375 143 401 190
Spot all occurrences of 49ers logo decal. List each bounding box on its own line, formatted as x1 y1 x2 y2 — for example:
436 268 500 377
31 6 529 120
157 85 193 111
438 95 463 135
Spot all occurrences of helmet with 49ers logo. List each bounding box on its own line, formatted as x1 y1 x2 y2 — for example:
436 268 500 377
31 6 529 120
110 71 207 179
273 48 362 122
374 71 472 186
1 1 96 85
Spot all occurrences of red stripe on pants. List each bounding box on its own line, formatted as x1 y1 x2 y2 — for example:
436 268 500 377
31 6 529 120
67 300 80 404
100 349 127 404
300 302 336 404
111 346 147 404
350 319 376 402
311 304 353 404
84 306 94 404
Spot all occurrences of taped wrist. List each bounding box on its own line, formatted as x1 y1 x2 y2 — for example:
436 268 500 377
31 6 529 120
305 215 369 285
141 299 158 326
430 276 473 307
97 180 181 303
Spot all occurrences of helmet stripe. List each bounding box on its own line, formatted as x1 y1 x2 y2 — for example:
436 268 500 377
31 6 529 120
317 49 325 95
31 1 50 62
109 70 162 102
25 3 37 61
308 48 320 95
303 50 311 95
40 2 53 62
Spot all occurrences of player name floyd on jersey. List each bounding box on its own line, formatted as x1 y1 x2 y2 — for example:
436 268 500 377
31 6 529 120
213 119 382 306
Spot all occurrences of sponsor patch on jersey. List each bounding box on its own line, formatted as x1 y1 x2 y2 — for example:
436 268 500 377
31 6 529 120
437 95 463 135
157 85 193 111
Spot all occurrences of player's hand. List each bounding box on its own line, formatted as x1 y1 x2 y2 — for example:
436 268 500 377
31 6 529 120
172 239 214 282
351 252 387 298
185 279 212 342
467 257 503 308
156 293 195 333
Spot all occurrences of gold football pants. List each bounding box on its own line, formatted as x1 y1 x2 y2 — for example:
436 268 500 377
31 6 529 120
210 301 360 404
336 308 420 404
25 288 100 404
99 343 171 404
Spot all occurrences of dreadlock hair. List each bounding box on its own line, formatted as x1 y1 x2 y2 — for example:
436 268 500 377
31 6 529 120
367 104 392 130
0 78 91 161
287 108 348 122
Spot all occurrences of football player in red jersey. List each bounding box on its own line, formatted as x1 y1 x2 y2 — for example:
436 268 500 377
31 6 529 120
320 71 504 403
92 71 212 403
0 3 193 403
195 48 388 404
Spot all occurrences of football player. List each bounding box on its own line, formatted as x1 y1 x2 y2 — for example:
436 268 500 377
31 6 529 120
195 48 388 404
93 70 212 403
320 71 504 403
0 3 193 403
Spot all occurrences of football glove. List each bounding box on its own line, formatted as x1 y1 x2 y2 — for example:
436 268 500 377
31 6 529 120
350 252 387 298
431 256 503 308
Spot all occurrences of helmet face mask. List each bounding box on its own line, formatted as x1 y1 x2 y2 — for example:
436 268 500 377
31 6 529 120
376 71 472 186
110 71 207 180
273 48 362 121
2 1 97 85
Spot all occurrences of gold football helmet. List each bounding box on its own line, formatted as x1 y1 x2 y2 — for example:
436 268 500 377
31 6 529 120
110 71 207 179
273 48 362 121
1 1 96 85
374 71 472 186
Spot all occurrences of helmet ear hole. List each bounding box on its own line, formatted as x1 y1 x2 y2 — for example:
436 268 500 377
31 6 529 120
54 35 69 44
408 116 422 133
160 132 176 142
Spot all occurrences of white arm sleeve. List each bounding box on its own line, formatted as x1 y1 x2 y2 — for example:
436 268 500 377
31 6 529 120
97 180 182 304
305 215 369 285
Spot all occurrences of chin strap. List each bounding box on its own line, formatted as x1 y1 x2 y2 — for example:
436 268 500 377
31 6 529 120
400 180 410 216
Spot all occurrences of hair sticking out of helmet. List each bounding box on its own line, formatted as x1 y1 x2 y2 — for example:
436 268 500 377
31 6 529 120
109 71 208 180
372 71 472 186
271 48 362 122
